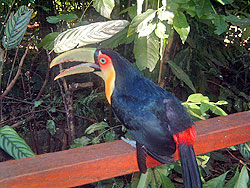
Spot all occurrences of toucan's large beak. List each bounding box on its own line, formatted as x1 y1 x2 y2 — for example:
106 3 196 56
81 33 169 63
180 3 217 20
50 48 100 80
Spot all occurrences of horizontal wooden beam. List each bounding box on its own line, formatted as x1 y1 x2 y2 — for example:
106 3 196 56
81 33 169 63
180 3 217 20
0 111 249 188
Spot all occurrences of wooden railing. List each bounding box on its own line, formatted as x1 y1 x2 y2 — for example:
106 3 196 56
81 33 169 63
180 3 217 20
0 111 249 188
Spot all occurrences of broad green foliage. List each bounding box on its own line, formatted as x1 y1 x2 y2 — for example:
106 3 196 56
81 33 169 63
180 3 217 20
234 166 249 188
133 33 160 72
37 32 60 50
238 142 250 160
2 6 33 49
0 126 35 159
53 20 129 53
182 93 228 120
93 0 115 19
46 13 78 23
128 9 157 37
85 121 109 134
70 136 90 148
173 11 190 43
203 171 229 188
167 60 196 92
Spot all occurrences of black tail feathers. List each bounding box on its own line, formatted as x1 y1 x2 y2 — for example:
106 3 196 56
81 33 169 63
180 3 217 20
179 144 202 188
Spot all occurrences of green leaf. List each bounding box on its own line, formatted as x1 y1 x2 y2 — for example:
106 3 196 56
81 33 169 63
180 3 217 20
137 0 144 15
34 99 43 107
46 120 56 136
155 22 169 39
225 15 250 27
239 142 250 159
167 60 196 92
215 0 234 5
99 27 134 49
242 26 250 40
2 6 33 49
0 126 35 159
224 168 239 188
158 171 175 188
37 32 60 50
46 13 78 23
138 23 156 37
203 170 228 188
49 107 56 113
128 9 156 37
54 20 129 53
93 0 115 19
137 169 152 188
70 136 90 148
210 105 227 116
213 15 227 35
157 9 174 24
187 93 209 103
200 102 210 115
234 166 249 188
133 33 159 72
173 11 190 43
85 121 109 134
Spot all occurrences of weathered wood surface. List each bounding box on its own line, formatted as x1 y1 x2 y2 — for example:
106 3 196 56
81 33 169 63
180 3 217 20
0 111 249 188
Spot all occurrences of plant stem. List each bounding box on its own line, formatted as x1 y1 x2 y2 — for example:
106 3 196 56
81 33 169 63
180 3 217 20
80 0 94 21
2 45 30 97
0 0 16 35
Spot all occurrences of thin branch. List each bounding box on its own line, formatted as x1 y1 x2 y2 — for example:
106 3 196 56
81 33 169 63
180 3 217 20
0 108 49 127
34 50 51 101
7 46 19 86
2 45 30 97
226 149 250 171
0 0 16 35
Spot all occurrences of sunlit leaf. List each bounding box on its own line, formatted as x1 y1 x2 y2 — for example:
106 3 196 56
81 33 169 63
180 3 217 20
128 9 156 37
85 121 109 134
167 60 196 92
2 6 33 49
203 170 228 188
99 27 133 48
187 93 209 103
215 0 234 5
54 20 129 53
133 33 159 72
137 0 144 15
0 126 35 159
173 11 190 43
137 169 152 188
155 22 169 39
158 9 174 24
138 23 156 37
234 166 249 188
93 0 115 19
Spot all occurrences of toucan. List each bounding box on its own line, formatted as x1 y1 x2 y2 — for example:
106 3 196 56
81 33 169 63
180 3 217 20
50 48 202 188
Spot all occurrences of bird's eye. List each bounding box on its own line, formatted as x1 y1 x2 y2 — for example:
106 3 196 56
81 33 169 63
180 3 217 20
99 58 106 64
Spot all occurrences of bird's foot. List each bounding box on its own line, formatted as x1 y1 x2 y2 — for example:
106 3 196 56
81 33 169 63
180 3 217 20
121 137 136 148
